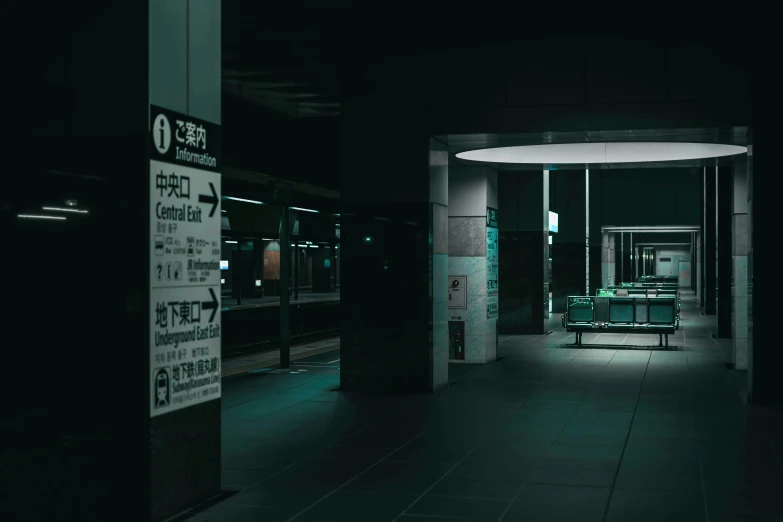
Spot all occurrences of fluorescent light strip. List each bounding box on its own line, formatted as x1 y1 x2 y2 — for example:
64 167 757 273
18 214 66 220
308 245 319 248
225 196 265 205
42 206 88 214
225 240 238 244
221 209 227 213
291 207 318 213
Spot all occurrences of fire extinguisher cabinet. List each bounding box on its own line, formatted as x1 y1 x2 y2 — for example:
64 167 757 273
449 321 465 361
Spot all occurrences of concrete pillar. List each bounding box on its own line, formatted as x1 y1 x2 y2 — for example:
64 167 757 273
731 161 749 369
717 165 732 338
745 122 780 404
430 139 449 386
585 169 590 295
608 233 616 286
635 245 640 282
340 120 438 394
148 3 222 519
447 166 498 362
601 231 610 289
703 166 717 315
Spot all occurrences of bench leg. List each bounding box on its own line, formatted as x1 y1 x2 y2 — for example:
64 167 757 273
665 334 668 349
659 334 663 347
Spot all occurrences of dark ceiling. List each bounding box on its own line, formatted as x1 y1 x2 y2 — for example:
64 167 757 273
222 3 346 118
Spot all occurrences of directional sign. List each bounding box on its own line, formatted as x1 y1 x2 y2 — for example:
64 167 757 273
198 182 219 217
202 287 219 323
150 106 221 418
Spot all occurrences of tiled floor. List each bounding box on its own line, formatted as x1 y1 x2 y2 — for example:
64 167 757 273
184 295 783 522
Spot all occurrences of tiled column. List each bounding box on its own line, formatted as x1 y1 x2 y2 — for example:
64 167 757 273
732 161 749 369
448 166 498 363
430 140 449 387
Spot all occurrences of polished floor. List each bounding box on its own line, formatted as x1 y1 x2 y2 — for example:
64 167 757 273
184 296 783 522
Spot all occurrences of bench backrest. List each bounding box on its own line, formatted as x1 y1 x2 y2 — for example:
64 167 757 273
568 297 594 322
649 297 676 324
609 298 634 322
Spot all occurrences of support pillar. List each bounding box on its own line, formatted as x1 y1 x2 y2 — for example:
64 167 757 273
431 140 449 387
448 166 498 362
279 206 291 368
746 115 780 404
717 165 732 338
732 160 749 369
601 231 611 289
703 166 717 315
339 103 442 394
609 233 616 286
585 169 590 295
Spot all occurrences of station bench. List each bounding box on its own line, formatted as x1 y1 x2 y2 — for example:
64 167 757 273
562 295 679 348
599 286 680 319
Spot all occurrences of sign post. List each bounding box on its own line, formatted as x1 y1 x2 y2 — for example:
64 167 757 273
149 105 222 417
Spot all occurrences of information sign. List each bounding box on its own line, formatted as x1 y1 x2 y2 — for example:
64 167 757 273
149 105 222 417
487 295 498 319
486 207 498 295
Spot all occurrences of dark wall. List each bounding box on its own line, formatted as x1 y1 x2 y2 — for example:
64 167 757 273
5 3 151 520
498 172 548 334
550 170 586 309
589 168 702 243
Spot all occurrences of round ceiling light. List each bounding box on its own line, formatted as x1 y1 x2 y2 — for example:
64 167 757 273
455 142 747 165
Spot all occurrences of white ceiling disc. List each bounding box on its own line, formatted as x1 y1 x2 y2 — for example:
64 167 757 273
455 142 747 165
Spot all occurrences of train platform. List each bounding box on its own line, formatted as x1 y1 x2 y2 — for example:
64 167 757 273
222 338 341 377
177 295 783 522
222 291 340 310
